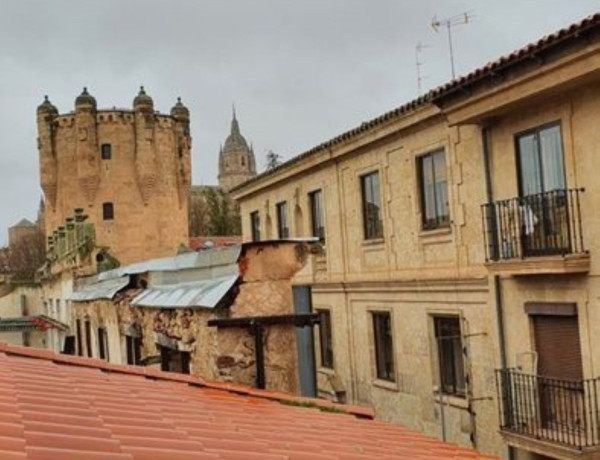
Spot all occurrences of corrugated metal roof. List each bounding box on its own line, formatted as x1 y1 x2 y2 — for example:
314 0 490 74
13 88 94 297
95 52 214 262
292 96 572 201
131 275 238 309
98 245 242 281
71 276 130 301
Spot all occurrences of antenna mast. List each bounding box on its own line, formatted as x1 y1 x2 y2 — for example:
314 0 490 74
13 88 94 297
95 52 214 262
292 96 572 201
431 12 472 79
415 42 429 96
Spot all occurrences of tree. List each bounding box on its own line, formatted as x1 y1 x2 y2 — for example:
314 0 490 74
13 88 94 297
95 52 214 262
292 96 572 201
265 150 283 170
205 188 241 236
189 188 210 236
6 228 45 281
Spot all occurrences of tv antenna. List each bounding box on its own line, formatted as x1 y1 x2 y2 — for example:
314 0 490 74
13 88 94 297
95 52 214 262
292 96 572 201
415 42 429 96
431 11 473 79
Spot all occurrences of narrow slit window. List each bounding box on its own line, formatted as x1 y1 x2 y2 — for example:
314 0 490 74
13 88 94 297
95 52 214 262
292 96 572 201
101 143 112 160
103 202 114 221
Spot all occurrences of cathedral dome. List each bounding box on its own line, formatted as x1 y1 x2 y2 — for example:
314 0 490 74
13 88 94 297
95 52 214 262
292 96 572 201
133 86 153 109
223 113 249 151
37 95 58 115
75 87 96 108
218 109 257 191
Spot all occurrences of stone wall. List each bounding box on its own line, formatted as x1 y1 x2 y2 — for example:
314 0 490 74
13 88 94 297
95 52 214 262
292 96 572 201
37 94 191 265
72 241 315 394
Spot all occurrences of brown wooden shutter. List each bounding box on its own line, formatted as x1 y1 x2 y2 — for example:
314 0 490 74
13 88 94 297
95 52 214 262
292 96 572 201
533 315 583 380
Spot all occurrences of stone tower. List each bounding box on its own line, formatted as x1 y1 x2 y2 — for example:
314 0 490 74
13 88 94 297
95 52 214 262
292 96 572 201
36 87 191 265
218 109 256 191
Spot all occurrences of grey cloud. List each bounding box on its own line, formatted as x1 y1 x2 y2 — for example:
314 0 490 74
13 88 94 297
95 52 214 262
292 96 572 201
0 0 598 244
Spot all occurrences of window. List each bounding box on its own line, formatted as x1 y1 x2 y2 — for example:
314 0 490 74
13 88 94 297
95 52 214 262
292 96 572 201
418 150 449 229
361 172 383 239
160 346 190 374
276 201 289 239
84 320 92 358
434 316 465 397
372 312 395 381
101 143 111 160
250 211 261 242
97 327 109 361
516 123 565 196
309 189 325 241
102 202 114 221
318 310 334 369
126 335 142 365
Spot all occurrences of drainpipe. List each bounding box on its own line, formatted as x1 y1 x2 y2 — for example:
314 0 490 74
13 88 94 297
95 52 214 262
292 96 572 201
482 125 514 460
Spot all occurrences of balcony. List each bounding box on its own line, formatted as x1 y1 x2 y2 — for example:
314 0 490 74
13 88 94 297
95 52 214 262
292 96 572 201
496 369 600 458
481 188 589 275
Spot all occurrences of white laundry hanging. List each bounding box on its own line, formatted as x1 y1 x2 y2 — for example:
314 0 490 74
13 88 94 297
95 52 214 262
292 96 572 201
521 204 538 235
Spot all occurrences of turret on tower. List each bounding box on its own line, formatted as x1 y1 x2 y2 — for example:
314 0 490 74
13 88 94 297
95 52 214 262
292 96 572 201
35 88 192 265
218 108 257 191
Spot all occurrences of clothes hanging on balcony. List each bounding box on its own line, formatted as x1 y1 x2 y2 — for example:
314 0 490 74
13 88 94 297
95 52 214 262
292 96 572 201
521 204 538 235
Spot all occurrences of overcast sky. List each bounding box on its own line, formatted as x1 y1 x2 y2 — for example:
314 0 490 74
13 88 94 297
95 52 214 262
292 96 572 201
0 0 599 245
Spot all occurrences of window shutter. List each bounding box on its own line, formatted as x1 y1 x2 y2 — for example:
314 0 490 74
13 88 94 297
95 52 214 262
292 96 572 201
533 315 583 380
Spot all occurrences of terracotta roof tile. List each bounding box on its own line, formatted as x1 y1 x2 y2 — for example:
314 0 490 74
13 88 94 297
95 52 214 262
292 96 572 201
0 343 498 459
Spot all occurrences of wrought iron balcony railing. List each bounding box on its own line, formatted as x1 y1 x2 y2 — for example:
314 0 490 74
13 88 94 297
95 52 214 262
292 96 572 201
496 368 600 449
481 188 585 262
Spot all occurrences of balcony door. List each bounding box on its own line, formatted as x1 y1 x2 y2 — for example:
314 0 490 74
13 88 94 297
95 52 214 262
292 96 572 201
516 123 569 256
533 313 583 432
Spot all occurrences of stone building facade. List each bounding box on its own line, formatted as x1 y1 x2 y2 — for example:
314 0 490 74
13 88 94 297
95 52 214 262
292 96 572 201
218 110 256 191
231 14 600 460
37 87 191 266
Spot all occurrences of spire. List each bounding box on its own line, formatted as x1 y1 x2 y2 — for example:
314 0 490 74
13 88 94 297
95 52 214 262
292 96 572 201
231 104 240 135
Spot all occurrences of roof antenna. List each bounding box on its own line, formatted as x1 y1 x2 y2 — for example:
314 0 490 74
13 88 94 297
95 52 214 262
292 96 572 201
431 11 473 80
415 42 430 96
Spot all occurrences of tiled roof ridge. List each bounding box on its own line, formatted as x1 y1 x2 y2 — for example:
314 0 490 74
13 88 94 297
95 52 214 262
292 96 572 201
230 12 600 194
0 342 374 419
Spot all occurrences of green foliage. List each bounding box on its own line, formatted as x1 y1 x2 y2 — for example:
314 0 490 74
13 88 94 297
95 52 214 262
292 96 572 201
190 187 242 236
96 250 120 273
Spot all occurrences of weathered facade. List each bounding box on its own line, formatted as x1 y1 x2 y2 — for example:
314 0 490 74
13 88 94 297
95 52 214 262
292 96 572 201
231 14 600 460
37 87 191 266
69 240 319 394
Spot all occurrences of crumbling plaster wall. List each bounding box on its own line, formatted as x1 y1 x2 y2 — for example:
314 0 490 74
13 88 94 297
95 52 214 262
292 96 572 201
72 241 315 394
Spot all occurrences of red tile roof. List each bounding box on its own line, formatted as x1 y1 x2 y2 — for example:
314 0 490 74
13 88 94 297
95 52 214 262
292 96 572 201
231 13 600 194
0 343 498 460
